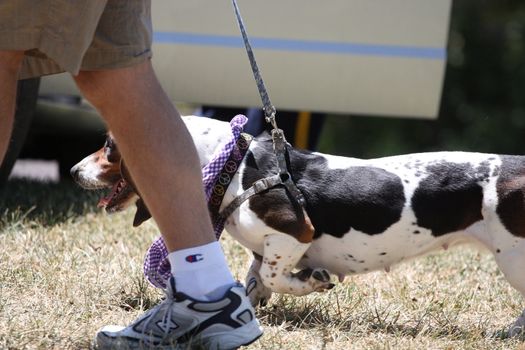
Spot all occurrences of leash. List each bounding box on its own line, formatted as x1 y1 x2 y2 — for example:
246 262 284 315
231 0 276 128
230 0 306 209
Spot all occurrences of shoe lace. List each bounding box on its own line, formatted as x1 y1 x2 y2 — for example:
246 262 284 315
140 289 177 345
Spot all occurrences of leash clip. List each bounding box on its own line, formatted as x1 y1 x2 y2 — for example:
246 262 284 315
264 105 278 129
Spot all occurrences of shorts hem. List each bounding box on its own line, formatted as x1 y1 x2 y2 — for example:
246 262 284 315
79 46 153 72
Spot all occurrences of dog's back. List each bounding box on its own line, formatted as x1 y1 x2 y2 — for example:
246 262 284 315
232 140 525 278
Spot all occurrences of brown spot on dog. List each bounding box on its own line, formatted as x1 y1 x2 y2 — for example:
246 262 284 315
246 183 314 242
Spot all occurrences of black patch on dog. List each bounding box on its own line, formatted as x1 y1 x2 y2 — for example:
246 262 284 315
411 161 485 236
477 161 491 182
242 136 406 238
496 155 525 238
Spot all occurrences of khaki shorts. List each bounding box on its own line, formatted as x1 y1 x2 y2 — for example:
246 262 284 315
0 0 152 79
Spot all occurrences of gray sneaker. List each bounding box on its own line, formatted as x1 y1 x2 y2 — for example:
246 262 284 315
94 278 263 349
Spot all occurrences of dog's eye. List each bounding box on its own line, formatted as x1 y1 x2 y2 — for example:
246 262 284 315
104 138 120 162
104 138 115 150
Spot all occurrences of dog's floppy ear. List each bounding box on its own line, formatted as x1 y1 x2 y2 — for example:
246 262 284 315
133 198 152 227
120 160 152 227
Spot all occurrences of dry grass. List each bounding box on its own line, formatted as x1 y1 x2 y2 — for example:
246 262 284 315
1 180 524 349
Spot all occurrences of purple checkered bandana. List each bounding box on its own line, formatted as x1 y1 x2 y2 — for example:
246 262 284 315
143 114 248 289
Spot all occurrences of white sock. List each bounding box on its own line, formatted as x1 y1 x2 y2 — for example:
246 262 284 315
167 241 236 301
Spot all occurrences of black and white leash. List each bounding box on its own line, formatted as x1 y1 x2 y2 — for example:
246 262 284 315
219 0 307 221
231 0 277 128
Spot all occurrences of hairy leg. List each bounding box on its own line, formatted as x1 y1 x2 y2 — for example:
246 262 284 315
74 60 214 251
0 51 25 163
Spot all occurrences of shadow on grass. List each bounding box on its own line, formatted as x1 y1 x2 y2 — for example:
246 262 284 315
257 296 502 341
258 296 337 331
118 275 161 312
0 178 102 227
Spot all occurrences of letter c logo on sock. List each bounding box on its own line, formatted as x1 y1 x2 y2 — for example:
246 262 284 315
185 254 203 263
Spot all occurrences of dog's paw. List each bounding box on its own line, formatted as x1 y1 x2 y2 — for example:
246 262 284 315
309 268 335 292
293 268 313 281
246 276 272 307
312 268 331 283
506 324 525 339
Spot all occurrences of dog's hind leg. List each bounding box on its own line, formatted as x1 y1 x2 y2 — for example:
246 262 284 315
245 254 273 307
258 233 335 296
494 240 525 338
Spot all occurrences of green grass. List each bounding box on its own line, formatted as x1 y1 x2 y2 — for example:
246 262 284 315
0 180 524 349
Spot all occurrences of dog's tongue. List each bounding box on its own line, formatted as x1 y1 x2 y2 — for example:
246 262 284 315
98 179 125 208
97 197 109 208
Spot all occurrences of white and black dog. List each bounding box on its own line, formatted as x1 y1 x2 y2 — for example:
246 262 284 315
71 115 525 337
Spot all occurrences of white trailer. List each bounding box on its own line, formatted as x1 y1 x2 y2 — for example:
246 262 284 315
40 0 452 119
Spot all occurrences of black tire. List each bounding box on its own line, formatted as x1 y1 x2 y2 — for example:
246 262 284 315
0 78 41 187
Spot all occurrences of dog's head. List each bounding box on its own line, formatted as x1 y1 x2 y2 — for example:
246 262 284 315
70 133 151 226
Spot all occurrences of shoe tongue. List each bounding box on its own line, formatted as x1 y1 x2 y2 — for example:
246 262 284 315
167 277 177 296
167 277 188 300
204 283 236 301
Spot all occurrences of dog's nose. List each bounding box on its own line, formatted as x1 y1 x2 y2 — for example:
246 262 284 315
70 166 79 179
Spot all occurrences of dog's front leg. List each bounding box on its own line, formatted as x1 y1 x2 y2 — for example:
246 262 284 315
259 233 335 296
245 254 273 307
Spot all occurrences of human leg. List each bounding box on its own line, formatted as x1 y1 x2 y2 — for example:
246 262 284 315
74 61 262 347
4 1 261 347
0 51 25 162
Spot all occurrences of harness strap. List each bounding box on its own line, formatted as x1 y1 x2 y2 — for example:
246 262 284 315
271 129 306 206
219 174 283 220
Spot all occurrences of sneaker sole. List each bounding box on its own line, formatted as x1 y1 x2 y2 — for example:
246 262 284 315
180 320 263 350
94 321 263 350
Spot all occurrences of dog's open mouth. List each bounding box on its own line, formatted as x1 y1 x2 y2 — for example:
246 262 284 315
98 178 134 213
